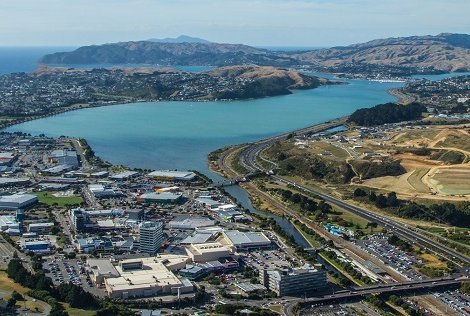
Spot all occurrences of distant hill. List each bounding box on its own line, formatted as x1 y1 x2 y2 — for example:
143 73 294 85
39 41 297 67
147 35 211 44
293 33 470 72
39 33 470 72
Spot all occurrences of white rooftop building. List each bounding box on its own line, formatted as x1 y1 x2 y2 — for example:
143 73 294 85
104 255 192 299
185 242 232 263
147 170 196 181
219 230 272 251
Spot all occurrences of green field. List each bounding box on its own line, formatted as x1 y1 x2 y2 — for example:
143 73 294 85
35 192 83 207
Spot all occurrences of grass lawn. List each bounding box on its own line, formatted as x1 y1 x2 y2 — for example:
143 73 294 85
35 191 83 207
63 303 97 316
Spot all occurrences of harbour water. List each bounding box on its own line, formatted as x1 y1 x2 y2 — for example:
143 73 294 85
1 48 467 250
6 79 403 177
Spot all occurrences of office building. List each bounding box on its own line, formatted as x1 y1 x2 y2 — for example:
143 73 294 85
69 208 90 232
260 265 327 296
139 221 164 255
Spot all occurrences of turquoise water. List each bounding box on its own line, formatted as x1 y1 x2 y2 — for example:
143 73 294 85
7 78 403 176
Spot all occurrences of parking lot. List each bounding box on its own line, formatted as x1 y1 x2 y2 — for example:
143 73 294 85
243 248 298 271
356 234 423 280
43 256 106 297
435 290 470 315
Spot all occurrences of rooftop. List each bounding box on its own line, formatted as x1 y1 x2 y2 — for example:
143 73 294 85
222 230 270 246
147 170 196 181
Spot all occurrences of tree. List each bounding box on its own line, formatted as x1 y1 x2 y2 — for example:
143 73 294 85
386 192 399 207
375 194 387 208
353 188 367 197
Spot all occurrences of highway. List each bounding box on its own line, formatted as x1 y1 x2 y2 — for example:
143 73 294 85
234 118 470 267
283 277 463 315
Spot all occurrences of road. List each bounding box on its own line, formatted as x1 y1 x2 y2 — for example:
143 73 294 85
283 277 463 316
234 118 470 267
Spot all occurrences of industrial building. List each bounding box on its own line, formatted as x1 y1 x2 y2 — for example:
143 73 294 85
28 222 54 234
139 221 164 255
179 257 240 280
185 242 232 263
169 216 216 230
109 171 139 181
0 193 38 210
260 265 327 296
195 197 222 210
0 152 16 166
23 240 53 254
0 177 30 187
147 170 196 181
0 215 20 235
89 184 123 199
126 209 145 221
48 149 79 167
137 192 184 204
219 230 272 251
104 256 193 299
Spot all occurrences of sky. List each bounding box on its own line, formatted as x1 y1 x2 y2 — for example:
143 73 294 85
0 0 469 47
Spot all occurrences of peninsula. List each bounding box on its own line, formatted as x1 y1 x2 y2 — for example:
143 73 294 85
0 65 330 127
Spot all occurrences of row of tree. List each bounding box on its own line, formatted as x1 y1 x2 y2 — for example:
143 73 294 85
353 188 470 227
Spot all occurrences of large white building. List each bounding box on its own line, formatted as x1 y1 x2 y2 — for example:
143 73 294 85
219 230 272 251
147 170 196 181
104 255 193 299
139 221 164 255
185 242 232 263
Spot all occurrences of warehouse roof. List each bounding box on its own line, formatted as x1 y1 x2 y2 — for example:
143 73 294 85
222 231 270 246
147 170 196 181
139 192 182 201
0 193 38 204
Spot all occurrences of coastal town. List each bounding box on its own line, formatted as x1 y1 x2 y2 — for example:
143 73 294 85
0 3 469 314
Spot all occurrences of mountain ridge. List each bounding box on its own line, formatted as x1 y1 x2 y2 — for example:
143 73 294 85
40 33 470 72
